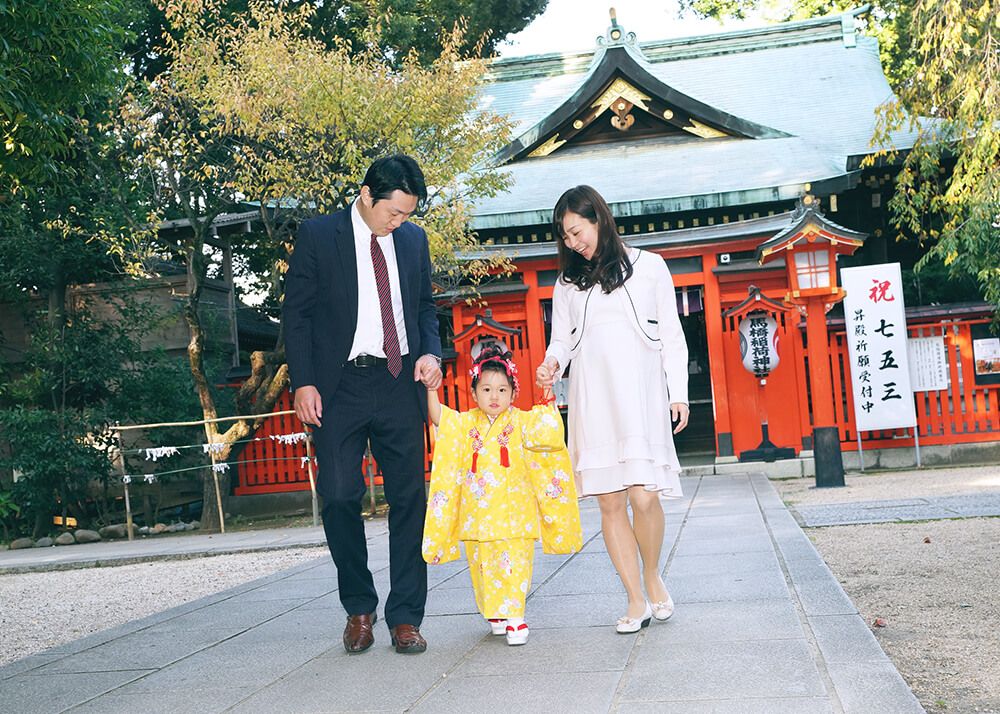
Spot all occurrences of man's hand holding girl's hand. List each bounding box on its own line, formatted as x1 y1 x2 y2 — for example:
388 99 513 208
414 354 443 390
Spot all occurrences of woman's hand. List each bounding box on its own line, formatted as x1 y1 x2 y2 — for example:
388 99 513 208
535 357 560 388
670 403 689 434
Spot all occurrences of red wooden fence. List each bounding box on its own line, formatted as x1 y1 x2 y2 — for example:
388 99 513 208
828 316 999 450
233 392 311 495
236 313 998 493
235 378 443 496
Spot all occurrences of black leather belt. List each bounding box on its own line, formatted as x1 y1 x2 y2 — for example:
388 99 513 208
347 354 387 368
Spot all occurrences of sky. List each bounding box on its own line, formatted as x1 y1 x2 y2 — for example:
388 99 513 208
497 0 771 58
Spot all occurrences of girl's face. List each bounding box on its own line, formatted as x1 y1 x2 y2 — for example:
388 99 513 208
560 211 599 262
472 369 514 419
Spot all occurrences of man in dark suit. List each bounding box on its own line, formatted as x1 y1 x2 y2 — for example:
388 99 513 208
283 155 443 654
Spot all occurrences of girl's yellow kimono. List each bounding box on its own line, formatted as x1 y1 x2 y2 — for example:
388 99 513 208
423 403 583 619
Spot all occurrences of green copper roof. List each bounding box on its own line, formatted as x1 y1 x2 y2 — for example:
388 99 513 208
463 212 795 261
470 7 915 230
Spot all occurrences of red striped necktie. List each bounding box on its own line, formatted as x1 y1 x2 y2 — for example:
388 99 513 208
370 233 402 378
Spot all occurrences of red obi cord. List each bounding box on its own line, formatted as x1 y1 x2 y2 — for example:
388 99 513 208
473 446 509 469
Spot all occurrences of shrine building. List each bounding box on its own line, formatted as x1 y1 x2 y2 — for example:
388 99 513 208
431 8 998 470
233 8 998 497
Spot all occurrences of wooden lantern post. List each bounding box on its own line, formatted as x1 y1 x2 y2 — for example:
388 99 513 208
724 286 797 462
756 191 866 487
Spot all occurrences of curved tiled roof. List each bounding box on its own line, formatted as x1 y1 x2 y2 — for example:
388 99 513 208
470 9 917 229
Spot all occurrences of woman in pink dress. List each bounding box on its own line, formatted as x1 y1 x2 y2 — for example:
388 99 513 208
535 185 689 633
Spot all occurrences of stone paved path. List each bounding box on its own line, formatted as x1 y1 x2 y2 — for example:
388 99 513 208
0 473 924 713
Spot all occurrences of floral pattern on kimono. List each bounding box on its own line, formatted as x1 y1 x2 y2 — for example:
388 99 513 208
422 404 583 565
466 538 535 618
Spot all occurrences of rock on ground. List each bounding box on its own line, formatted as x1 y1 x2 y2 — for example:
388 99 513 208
74 530 101 544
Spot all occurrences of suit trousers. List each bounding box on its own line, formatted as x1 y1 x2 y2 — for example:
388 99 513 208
311 355 427 629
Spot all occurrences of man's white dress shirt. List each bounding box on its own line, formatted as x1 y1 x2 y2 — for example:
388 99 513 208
348 200 409 360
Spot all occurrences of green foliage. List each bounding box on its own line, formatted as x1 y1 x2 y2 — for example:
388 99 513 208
0 491 18 519
0 298 198 538
0 407 112 539
0 0 170 540
0 0 156 323
900 256 983 307
869 0 1000 310
164 1 514 300
0 490 20 542
0 0 133 192
0 115 156 304
307 0 549 66
124 0 549 79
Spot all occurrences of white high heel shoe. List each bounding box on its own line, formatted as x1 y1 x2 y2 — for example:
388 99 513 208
615 602 652 634
651 592 675 621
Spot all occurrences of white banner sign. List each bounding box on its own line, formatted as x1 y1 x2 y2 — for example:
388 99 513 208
841 263 916 431
907 336 950 392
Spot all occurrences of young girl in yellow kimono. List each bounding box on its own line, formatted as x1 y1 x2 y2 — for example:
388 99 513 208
423 343 582 645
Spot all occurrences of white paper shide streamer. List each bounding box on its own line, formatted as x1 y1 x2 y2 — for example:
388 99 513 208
271 432 308 446
144 446 180 461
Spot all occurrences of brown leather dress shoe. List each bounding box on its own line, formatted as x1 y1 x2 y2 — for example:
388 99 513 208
390 624 427 654
343 612 376 653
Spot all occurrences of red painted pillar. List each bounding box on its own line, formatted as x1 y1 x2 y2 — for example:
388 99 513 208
451 303 468 410
522 268 547 404
701 254 733 458
804 298 836 427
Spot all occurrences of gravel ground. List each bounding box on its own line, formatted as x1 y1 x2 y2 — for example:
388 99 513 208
808 518 1000 714
775 465 1000 714
775 463 1000 506
0 547 328 668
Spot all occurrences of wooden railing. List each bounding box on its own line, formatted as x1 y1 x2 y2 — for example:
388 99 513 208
112 409 313 539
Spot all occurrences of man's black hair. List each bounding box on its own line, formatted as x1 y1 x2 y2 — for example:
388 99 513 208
363 154 428 204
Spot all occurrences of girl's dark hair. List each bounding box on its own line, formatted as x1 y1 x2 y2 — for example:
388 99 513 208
471 342 515 391
552 185 633 293
362 154 427 204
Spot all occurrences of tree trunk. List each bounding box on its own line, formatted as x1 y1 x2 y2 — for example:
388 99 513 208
183 240 218 423
182 232 225 531
47 273 67 332
32 511 48 539
200 469 229 533
180 224 290 530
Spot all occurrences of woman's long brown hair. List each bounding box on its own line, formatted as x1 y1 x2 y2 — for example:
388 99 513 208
552 185 633 293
